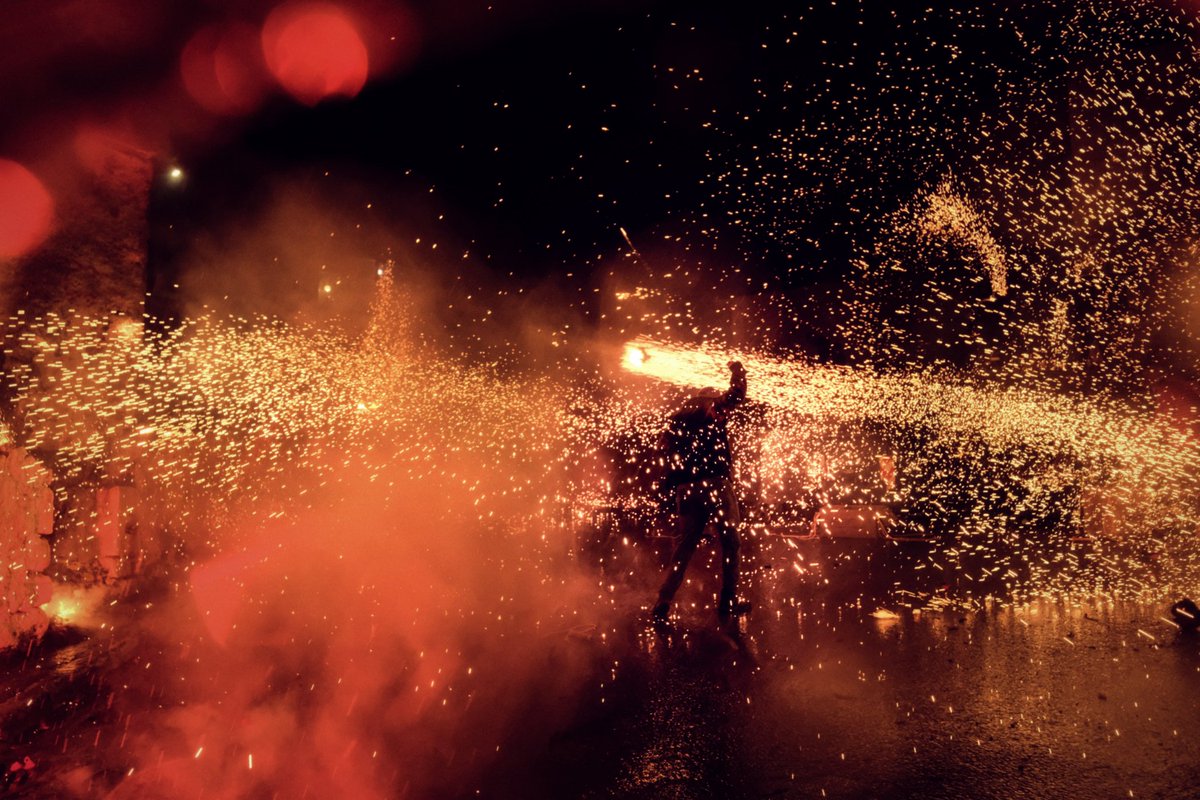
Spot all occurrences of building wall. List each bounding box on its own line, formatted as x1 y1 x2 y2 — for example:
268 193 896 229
0 141 153 647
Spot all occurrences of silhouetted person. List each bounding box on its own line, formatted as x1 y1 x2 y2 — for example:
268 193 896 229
653 361 749 629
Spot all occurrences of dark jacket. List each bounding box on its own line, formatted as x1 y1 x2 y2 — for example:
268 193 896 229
664 369 746 485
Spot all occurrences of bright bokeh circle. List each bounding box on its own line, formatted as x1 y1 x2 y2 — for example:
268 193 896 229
262 3 369 106
182 23 271 116
0 160 54 260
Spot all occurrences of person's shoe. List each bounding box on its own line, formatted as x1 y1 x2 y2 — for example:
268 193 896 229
651 602 670 624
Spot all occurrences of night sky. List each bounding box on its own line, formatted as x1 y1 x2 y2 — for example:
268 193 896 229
152 1 1046 292
7 0 1200 381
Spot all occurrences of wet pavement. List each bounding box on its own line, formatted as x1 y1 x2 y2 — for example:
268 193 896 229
518 597 1200 800
3 554 1200 799
501 538 1200 800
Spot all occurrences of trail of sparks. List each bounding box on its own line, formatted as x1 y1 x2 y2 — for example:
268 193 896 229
620 336 1200 597
3 279 1196 605
2 272 572 557
693 0 1200 390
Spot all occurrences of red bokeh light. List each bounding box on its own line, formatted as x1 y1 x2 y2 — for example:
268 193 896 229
354 1 422 78
262 3 369 106
181 23 271 116
0 160 54 260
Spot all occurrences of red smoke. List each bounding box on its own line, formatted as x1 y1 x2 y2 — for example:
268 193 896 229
188 542 278 646
0 159 54 259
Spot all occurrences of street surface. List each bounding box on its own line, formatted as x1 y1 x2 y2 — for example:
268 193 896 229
2 549 1198 799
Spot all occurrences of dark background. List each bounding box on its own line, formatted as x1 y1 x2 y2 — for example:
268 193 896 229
152 0 1038 285
6 0 1200 387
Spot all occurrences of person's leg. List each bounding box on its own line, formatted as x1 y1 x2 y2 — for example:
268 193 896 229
716 521 741 614
655 484 709 617
716 482 749 618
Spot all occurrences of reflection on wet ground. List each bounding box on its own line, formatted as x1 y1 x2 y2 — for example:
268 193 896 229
518 596 1200 800
3 549 1199 799
516 540 1200 800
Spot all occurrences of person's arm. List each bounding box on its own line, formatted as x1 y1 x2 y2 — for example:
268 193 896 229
716 361 746 412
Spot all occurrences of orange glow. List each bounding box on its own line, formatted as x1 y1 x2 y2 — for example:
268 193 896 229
622 344 648 371
262 3 369 106
40 584 103 627
181 23 271 116
0 159 54 259
42 595 81 624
